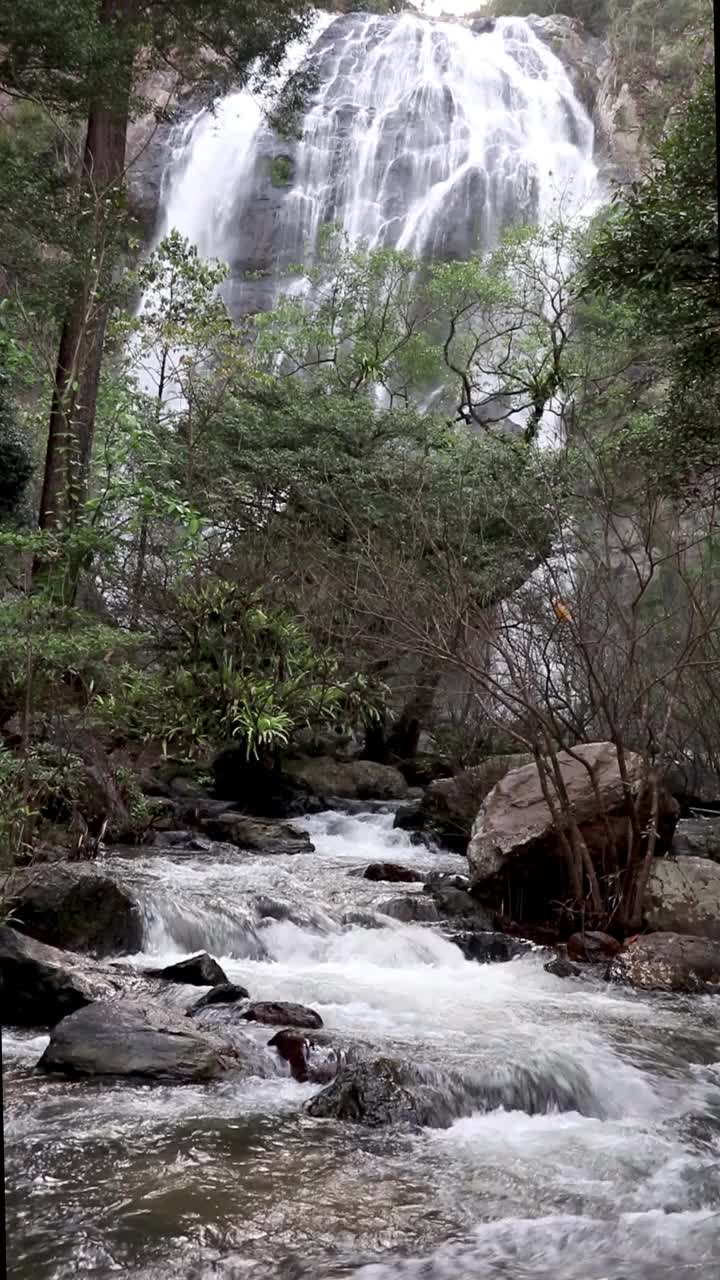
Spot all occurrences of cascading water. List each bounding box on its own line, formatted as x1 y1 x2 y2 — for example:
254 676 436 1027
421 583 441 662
156 12 597 315
6 16 719 1280
5 808 720 1279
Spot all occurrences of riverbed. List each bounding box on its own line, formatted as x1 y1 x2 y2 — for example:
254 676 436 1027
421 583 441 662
5 809 720 1278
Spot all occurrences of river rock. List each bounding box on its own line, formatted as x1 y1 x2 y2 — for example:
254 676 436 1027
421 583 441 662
158 953 228 986
393 800 424 833
283 756 408 802
608 932 720 993
199 813 315 856
6 863 143 956
644 857 720 940
241 1000 323 1029
363 863 424 883
378 895 440 924
567 931 622 963
341 909 387 929
408 754 534 852
0 926 117 1027
452 931 532 964
468 742 678 892
187 983 250 1014
544 955 583 979
428 887 494 926
39 999 241 1081
306 1057 464 1128
672 818 720 862
423 871 471 893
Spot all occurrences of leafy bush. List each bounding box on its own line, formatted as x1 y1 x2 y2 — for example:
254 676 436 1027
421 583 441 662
94 579 386 758
0 371 33 521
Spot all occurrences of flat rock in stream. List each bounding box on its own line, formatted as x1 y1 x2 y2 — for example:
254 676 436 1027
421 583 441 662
199 813 315 856
39 999 244 1081
0 926 118 1028
157 952 228 986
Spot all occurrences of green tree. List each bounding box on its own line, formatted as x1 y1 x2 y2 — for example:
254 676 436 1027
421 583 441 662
0 370 33 522
586 70 719 481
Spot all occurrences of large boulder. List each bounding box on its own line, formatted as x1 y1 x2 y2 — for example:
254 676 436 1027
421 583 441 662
0 926 117 1028
644 857 720 941
199 814 314 856
467 743 678 897
408 755 534 852
39 999 243 1081
608 932 720 993
6 863 143 956
283 757 407 802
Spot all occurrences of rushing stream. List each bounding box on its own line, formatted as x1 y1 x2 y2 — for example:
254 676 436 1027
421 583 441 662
5 809 720 1279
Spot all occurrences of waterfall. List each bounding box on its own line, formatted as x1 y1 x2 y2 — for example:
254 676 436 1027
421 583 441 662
156 12 598 316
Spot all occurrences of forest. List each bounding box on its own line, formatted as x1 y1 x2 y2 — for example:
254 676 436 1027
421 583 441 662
0 0 716 927
2 4 720 1280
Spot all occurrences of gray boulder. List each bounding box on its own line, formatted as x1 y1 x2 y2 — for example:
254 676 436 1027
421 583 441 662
407 755 534 852
608 932 720 993
283 757 407 802
0 926 117 1027
306 1057 464 1129
644 857 720 940
6 863 143 956
39 999 242 1081
428 887 494 927
378 895 440 924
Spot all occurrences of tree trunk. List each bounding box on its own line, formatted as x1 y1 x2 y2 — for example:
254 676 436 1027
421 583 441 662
37 0 137 578
386 659 442 759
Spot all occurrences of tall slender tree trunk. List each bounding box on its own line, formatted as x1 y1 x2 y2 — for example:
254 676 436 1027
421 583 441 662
38 0 138 585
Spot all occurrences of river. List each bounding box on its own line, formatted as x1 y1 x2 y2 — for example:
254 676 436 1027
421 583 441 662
5 808 720 1278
